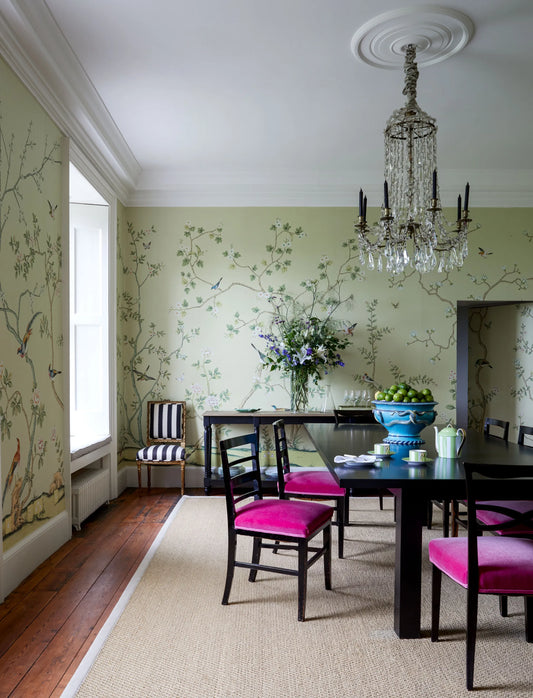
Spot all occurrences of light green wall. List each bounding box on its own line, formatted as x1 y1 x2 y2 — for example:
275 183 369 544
0 57 65 548
468 303 533 440
118 206 533 467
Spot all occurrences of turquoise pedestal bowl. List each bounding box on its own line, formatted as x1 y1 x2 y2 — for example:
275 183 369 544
372 401 438 446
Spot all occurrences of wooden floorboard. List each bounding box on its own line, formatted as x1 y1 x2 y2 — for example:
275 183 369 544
0 486 195 698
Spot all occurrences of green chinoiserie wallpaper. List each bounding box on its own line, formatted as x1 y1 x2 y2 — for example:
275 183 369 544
117 206 533 472
0 57 65 548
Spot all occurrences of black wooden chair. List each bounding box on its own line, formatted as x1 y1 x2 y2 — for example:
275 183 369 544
274 419 347 558
219 432 333 621
484 424 533 618
450 417 511 536
429 462 533 690
483 417 510 441
136 400 186 494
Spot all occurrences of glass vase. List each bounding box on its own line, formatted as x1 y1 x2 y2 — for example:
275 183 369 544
290 369 309 412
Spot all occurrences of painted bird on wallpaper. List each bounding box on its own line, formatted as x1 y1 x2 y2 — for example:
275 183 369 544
47 200 57 219
2 438 20 505
48 364 62 380
17 311 41 358
342 322 357 335
211 277 223 290
478 247 493 257
362 373 376 385
475 358 493 368
133 366 155 381
251 343 267 363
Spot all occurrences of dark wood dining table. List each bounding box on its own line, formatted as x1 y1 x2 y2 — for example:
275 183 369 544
305 422 533 639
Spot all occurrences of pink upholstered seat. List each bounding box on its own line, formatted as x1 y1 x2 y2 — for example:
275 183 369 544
430 462 533 691
283 471 345 497
235 499 334 538
429 536 533 593
220 431 333 622
475 500 533 535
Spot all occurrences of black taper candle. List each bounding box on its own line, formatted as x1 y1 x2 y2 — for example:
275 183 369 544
432 170 437 199
384 180 389 209
359 189 363 217
464 182 470 211
363 195 367 222
457 194 462 222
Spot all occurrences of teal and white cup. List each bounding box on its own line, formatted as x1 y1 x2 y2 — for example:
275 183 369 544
409 449 427 462
374 443 391 455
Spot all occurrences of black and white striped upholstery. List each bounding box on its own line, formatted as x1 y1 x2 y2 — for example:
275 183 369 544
136 400 186 493
136 444 186 461
149 402 183 440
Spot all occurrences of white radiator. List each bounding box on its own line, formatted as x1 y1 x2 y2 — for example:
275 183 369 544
71 467 109 530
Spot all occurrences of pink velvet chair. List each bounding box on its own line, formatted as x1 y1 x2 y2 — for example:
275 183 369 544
429 462 533 691
220 432 333 621
273 419 347 558
475 425 533 617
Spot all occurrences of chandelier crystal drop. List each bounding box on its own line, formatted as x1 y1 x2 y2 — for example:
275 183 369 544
357 44 472 274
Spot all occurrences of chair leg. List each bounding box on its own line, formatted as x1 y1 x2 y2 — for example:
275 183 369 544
249 537 261 582
427 499 433 529
137 462 142 488
451 500 459 538
525 596 533 642
336 496 345 559
147 464 152 489
442 499 450 538
344 491 350 524
297 541 308 622
180 461 185 495
379 495 384 510
499 594 508 617
324 525 332 591
466 586 479 691
431 564 442 642
222 530 236 606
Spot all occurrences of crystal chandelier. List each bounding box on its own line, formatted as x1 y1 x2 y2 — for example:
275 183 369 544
357 44 472 274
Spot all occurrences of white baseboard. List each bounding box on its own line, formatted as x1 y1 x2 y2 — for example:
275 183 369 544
2 511 71 599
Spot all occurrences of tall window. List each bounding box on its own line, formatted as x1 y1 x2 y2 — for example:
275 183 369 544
69 164 110 453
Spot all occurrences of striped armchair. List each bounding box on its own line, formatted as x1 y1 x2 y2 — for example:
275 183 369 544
136 401 186 494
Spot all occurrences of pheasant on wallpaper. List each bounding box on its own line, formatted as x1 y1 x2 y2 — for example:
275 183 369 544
16 311 41 358
2 437 20 505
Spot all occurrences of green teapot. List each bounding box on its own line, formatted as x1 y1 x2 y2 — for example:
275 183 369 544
434 423 466 459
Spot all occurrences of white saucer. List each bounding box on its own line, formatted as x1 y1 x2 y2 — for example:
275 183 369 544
402 457 432 465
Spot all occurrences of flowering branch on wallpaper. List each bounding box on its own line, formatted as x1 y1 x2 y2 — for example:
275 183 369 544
0 113 63 531
254 293 352 410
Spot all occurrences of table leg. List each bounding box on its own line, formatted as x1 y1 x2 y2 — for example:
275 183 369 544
394 488 426 638
204 422 212 494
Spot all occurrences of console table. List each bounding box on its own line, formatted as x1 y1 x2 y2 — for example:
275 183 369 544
203 408 374 493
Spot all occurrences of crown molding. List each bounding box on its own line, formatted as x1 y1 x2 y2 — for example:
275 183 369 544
128 168 533 208
0 0 140 204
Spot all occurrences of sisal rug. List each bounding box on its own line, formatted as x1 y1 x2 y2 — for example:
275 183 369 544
63 496 533 697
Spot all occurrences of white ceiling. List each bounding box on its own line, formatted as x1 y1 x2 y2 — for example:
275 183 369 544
1 0 532 206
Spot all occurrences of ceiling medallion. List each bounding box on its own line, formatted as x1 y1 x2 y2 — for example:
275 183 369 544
351 5 474 69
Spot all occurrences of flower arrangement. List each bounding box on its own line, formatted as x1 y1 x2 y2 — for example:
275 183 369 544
256 306 352 410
